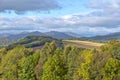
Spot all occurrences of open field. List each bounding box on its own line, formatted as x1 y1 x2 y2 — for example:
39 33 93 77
63 40 104 49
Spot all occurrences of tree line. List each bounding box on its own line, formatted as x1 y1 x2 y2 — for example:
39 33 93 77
0 40 120 80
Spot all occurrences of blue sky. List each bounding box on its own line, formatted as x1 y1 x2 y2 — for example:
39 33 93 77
0 0 91 17
0 0 120 36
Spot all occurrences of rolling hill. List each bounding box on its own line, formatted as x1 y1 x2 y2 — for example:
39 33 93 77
0 31 81 46
7 36 63 49
1 31 46 40
0 31 81 40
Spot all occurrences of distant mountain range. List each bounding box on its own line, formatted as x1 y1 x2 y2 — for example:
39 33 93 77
45 31 81 39
85 32 120 42
0 31 81 40
1 31 120 43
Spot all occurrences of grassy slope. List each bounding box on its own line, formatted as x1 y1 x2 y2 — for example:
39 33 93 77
63 40 104 49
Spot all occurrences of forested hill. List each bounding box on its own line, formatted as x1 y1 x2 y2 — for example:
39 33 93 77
0 31 80 47
0 31 81 40
0 40 120 80
7 36 63 49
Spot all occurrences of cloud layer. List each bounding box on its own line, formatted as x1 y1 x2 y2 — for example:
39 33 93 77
0 0 60 13
1 14 120 36
87 0 120 16
1 0 120 36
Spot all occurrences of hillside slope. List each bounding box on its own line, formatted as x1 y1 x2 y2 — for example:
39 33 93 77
7 36 63 49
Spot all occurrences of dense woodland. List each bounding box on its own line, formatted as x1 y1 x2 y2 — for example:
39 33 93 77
7 36 63 49
0 40 120 80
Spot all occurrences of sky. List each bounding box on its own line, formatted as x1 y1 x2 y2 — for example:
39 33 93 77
0 0 120 36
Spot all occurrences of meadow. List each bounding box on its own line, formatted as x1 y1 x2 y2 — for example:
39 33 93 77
63 40 104 49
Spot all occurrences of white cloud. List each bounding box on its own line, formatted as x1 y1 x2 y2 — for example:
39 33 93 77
1 0 120 36
1 15 120 36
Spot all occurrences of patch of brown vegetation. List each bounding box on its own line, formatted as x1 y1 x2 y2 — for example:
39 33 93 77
63 40 104 49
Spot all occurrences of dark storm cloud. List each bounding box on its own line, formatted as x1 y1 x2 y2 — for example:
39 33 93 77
0 0 60 13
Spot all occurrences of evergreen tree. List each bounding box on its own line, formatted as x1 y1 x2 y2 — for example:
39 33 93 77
0 45 34 80
18 56 36 80
42 48 67 80
34 42 57 80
